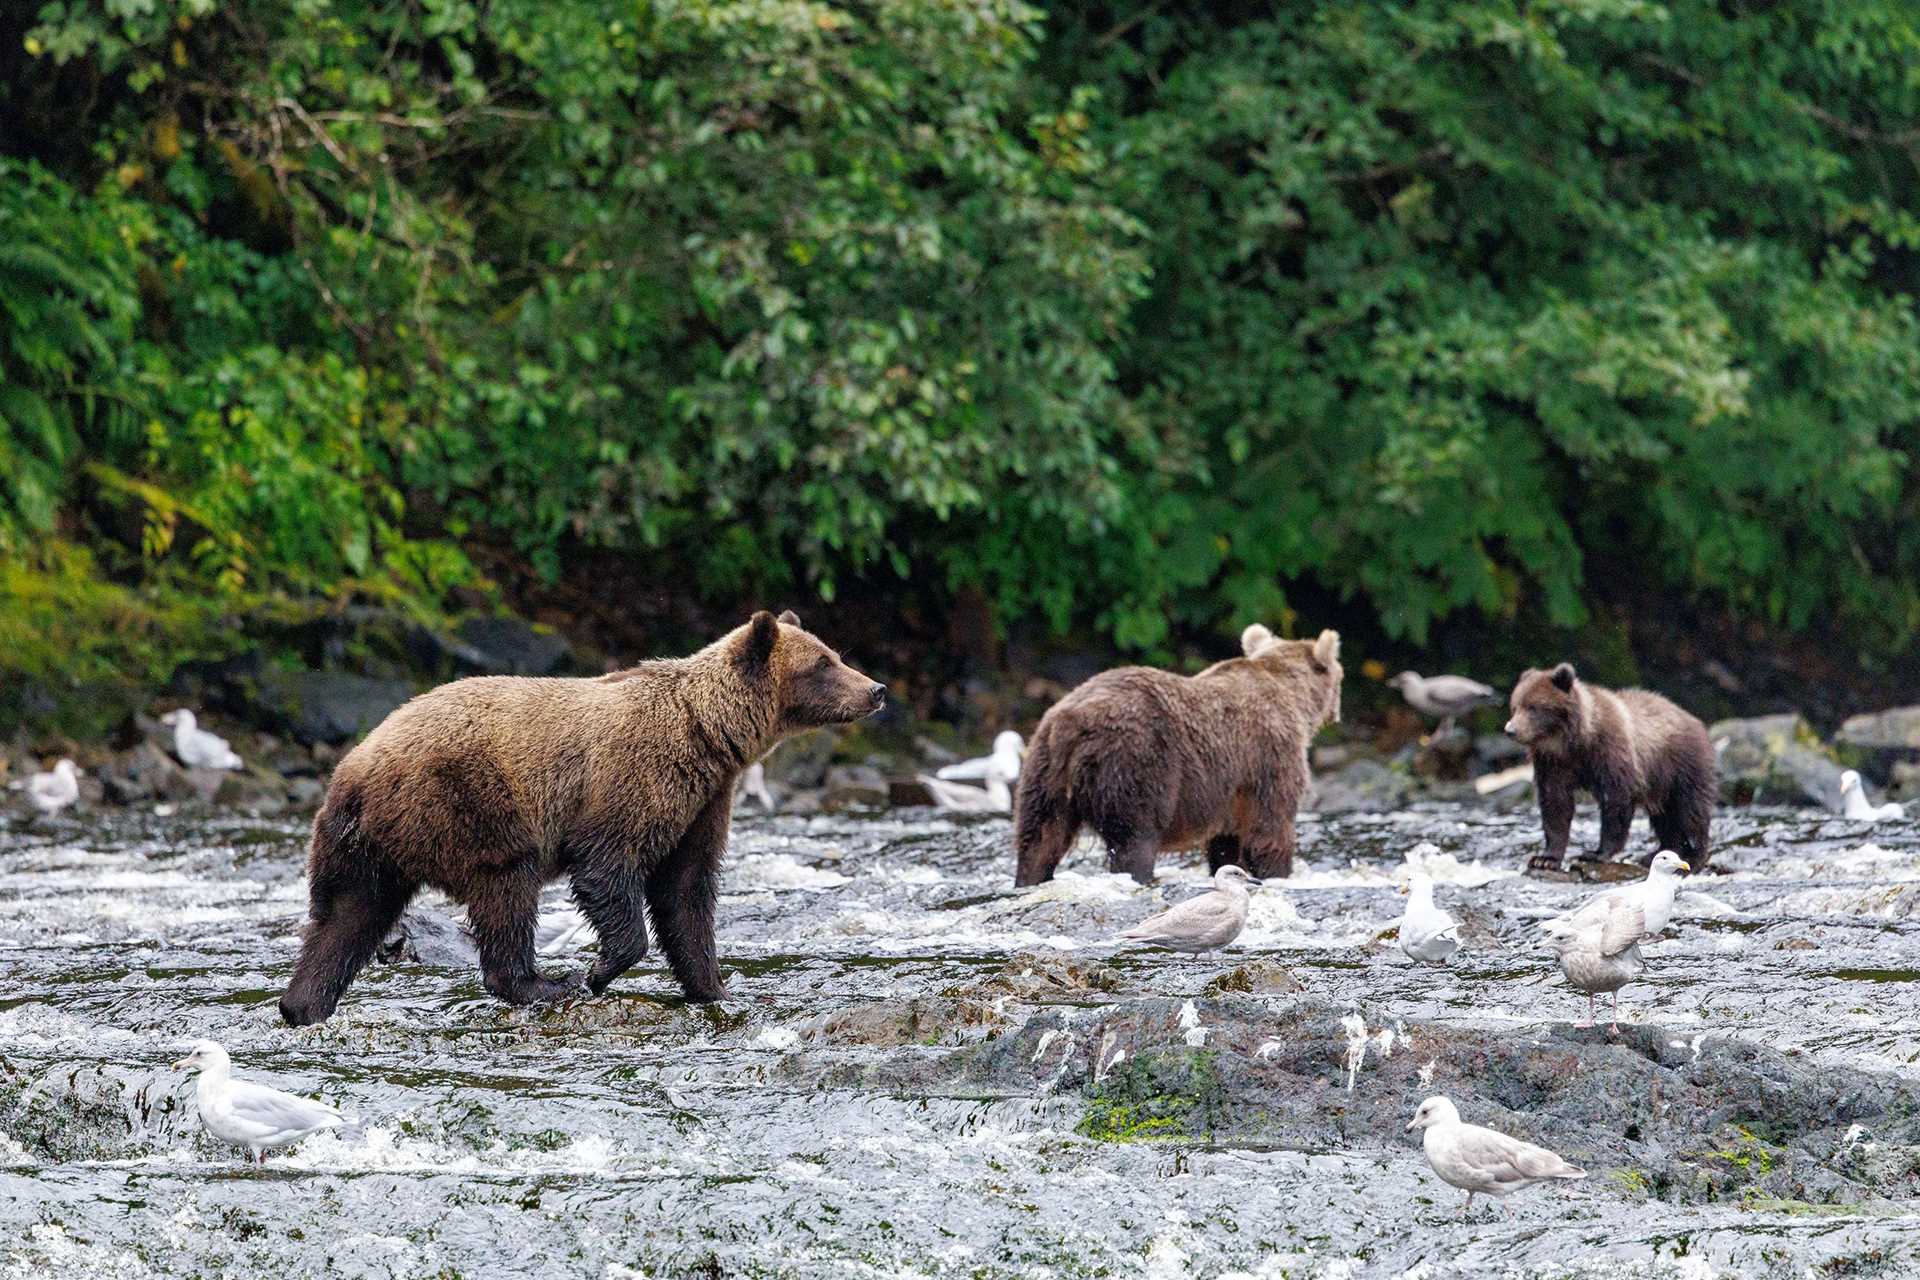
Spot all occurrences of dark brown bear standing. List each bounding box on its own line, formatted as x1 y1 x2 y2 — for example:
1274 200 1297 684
1012 625 1343 886
279 611 885 1026
1504 663 1715 875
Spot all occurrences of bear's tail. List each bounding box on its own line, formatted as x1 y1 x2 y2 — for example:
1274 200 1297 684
280 780 415 1026
1012 725 1077 887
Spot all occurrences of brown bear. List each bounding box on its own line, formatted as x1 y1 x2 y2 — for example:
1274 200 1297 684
278 611 884 1026
1504 663 1715 874
1012 625 1343 886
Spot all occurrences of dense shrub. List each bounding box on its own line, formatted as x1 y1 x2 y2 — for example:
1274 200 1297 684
3 0 1918 668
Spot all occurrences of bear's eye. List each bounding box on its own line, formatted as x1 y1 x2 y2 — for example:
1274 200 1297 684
812 655 832 673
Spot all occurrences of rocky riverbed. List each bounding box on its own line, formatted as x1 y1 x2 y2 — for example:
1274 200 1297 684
2 802 1919 1278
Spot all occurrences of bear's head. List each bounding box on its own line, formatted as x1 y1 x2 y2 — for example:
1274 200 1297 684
735 609 887 731
1504 663 1581 750
1240 624 1344 726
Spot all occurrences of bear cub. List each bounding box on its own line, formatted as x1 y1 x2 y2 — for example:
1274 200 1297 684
1013 624 1343 885
1505 663 1715 875
280 611 884 1026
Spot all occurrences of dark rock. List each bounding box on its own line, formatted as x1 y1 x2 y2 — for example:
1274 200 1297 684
453 616 575 676
1474 733 1528 767
197 766 290 814
287 776 326 808
1836 706 1920 753
98 741 196 805
377 907 480 968
1204 961 1303 996
821 763 889 812
760 728 841 792
243 669 414 745
889 778 936 807
1710 713 1842 807
1310 759 1413 813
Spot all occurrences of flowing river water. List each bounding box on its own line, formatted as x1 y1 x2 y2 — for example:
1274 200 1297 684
3 799 1918 1278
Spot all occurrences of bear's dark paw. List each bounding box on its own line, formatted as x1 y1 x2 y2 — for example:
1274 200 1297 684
679 984 728 1004
1524 854 1572 880
489 972 586 1006
278 993 333 1027
1569 858 1646 884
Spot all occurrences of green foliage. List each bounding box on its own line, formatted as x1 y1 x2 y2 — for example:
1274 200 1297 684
5 0 1920 660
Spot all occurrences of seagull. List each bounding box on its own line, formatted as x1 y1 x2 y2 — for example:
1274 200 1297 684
916 772 1013 812
1398 872 1461 964
737 762 776 813
1408 1095 1586 1217
1115 864 1260 954
21 759 82 817
1556 850 1688 940
1839 771 1904 822
1386 672 1500 735
160 709 244 771
1542 915 1644 1031
935 731 1025 782
173 1041 345 1163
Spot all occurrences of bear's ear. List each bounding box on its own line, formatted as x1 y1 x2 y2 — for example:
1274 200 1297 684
1549 662 1576 692
738 611 780 671
1240 624 1275 657
777 609 801 628
1312 629 1340 668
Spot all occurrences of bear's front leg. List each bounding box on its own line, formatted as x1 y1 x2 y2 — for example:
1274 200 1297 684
1594 784 1635 863
1527 769 1576 875
570 855 650 996
645 791 731 1002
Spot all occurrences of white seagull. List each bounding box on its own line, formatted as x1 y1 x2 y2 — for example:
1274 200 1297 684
1116 865 1260 954
160 709 244 771
174 1040 345 1163
935 731 1025 783
1398 872 1461 964
1408 1095 1586 1217
1838 770 1904 822
1556 850 1688 940
20 758 83 817
738 761 777 813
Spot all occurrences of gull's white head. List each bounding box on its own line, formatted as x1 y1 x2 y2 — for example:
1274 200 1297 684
1407 1095 1460 1131
1540 918 1583 953
1648 850 1688 878
992 731 1025 759
1387 671 1421 692
1405 871 1434 899
160 709 195 731
172 1040 230 1073
53 759 80 780
1840 770 1864 796
1214 864 1262 891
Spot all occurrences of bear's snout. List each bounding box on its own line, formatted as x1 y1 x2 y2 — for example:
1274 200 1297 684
867 682 887 710
1504 717 1521 738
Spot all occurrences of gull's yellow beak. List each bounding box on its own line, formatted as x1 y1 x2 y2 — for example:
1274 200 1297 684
171 1054 193 1069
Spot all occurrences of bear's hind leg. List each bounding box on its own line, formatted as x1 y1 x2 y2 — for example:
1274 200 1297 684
570 854 650 996
469 865 580 1005
1206 835 1243 873
1096 821 1159 884
281 856 415 1027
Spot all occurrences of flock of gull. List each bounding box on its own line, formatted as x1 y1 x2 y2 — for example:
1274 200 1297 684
8 672 1895 1217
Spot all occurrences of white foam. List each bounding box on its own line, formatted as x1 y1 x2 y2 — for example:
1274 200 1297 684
728 853 849 892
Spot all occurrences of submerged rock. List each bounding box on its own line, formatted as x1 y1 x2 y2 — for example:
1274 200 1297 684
452 616 575 676
97 741 196 805
1310 759 1413 812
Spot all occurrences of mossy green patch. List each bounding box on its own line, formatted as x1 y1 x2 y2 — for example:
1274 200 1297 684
1076 1048 1226 1144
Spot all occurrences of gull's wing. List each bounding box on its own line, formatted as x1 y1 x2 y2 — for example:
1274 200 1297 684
225 1079 343 1136
1593 897 1648 956
1425 676 1497 705
1450 1123 1584 1188
1122 890 1236 939
935 756 995 781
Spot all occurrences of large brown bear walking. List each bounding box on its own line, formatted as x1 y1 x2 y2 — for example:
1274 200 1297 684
1012 625 1343 886
279 611 885 1026
1504 663 1715 874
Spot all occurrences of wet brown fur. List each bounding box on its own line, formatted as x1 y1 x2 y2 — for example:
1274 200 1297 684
1505 663 1715 872
1012 626 1343 885
280 611 884 1025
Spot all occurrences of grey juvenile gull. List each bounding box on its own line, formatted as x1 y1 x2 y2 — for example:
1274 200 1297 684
1387 671 1499 735
1116 864 1259 954
1408 1095 1586 1216
161 709 244 771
